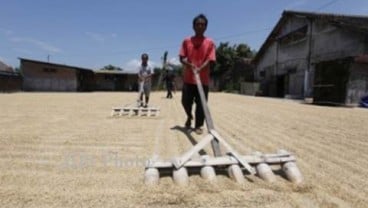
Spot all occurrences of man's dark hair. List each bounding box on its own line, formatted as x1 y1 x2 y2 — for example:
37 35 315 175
192 14 208 27
141 53 149 59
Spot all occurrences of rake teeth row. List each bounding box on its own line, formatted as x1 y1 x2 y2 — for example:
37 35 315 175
111 106 160 117
144 150 303 186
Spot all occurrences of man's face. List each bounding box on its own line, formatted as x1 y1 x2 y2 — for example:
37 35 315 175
141 56 148 65
193 18 207 35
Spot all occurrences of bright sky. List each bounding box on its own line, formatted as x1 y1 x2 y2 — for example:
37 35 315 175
1 0 368 73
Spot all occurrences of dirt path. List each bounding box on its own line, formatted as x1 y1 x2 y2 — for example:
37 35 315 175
0 92 367 207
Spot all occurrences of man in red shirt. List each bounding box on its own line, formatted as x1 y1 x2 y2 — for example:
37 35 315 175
179 14 216 135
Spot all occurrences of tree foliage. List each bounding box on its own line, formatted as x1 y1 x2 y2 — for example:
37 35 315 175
213 42 256 91
214 42 254 73
100 64 123 71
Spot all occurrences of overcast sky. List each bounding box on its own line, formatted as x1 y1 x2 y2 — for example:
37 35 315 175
1 0 368 72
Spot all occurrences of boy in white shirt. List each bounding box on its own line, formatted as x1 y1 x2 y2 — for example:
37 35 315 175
137 53 153 107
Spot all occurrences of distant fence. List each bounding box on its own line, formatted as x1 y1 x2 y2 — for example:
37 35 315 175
240 82 260 96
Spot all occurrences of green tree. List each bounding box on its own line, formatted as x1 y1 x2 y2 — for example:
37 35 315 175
213 42 256 91
213 42 237 90
214 42 235 75
100 64 123 71
236 43 254 58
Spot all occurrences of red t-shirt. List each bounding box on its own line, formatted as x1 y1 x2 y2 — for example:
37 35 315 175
179 36 216 85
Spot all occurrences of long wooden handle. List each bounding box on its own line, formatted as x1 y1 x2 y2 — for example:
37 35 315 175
193 70 215 130
193 70 222 156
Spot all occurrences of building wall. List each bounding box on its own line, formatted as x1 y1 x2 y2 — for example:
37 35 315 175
312 23 366 62
77 70 95 91
22 61 77 91
255 43 277 81
0 72 22 92
122 74 139 91
94 74 115 91
94 74 140 91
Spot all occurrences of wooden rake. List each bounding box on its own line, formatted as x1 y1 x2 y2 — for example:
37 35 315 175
144 70 303 186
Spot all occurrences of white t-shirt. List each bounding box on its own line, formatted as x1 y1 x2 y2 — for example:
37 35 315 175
138 65 153 86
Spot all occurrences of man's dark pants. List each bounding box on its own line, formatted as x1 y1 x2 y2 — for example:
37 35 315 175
181 83 209 129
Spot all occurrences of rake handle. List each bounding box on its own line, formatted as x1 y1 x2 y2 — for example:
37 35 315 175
193 69 222 156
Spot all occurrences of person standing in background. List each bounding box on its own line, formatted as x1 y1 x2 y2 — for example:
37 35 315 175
138 53 153 108
163 69 175 99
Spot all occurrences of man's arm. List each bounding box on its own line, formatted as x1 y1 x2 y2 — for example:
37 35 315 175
196 60 215 72
138 71 144 82
180 56 196 69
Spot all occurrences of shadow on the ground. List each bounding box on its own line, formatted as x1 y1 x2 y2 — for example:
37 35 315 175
170 125 207 156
